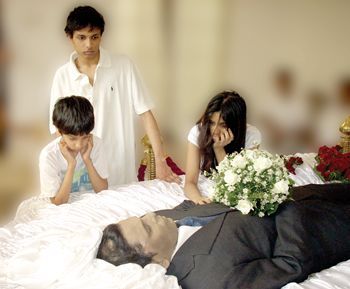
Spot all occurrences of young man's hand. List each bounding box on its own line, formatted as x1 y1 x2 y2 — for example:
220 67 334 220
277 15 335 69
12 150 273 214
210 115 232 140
81 135 93 162
59 140 77 166
212 128 234 149
156 158 181 184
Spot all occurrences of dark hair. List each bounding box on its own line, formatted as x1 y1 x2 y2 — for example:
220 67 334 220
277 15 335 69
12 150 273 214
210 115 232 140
97 223 154 267
198 90 247 172
52 96 94 135
64 6 105 38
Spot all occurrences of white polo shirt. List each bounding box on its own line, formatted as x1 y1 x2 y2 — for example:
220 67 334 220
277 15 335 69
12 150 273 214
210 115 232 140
49 48 154 186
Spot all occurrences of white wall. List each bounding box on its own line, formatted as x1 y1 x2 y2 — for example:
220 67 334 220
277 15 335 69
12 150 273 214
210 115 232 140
1 0 349 209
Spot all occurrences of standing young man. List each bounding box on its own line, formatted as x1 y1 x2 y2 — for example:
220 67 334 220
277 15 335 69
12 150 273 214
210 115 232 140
49 6 180 186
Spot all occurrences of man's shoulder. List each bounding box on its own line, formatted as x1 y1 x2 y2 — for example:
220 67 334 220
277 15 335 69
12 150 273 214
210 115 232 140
105 52 136 71
156 201 232 220
53 61 72 79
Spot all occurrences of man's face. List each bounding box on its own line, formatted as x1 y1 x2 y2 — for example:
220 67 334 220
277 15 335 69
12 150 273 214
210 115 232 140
60 133 90 153
69 26 102 60
118 213 178 267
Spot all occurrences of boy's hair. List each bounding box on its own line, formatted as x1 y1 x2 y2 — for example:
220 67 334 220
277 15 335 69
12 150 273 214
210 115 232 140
52 96 94 135
64 6 105 38
96 223 154 267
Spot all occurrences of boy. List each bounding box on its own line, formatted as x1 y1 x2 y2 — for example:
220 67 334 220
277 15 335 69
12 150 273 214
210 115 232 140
40 96 108 205
49 5 180 186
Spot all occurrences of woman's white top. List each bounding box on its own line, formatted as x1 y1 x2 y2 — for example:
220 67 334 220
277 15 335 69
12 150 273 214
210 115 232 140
187 123 261 149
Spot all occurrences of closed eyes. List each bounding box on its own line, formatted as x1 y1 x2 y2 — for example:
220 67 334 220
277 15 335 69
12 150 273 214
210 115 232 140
141 221 152 234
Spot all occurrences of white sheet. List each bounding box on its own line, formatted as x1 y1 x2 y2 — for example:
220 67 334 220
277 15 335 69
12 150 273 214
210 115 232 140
1 153 349 289
0 180 186 289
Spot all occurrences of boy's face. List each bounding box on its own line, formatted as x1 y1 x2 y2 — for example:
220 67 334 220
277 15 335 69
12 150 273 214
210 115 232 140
60 133 91 153
69 26 102 60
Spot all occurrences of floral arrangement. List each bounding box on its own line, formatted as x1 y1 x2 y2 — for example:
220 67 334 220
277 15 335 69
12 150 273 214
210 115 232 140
315 145 350 183
284 156 304 175
208 149 294 217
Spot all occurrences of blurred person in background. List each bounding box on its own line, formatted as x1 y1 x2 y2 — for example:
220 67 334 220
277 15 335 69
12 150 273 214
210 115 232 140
304 89 329 150
49 6 180 187
312 77 350 147
260 68 312 155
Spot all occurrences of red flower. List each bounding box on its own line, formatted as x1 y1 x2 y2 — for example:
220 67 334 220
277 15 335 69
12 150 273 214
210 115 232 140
316 163 327 173
284 156 304 175
315 145 350 182
323 171 331 180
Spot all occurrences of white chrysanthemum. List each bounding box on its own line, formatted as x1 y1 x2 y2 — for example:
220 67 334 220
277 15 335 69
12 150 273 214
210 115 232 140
224 170 239 186
231 154 248 169
236 199 253 214
245 149 255 160
258 212 265 217
254 156 273 173
272 180 289 195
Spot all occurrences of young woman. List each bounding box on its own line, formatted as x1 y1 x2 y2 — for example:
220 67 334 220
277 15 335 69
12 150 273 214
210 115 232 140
184 90 261 204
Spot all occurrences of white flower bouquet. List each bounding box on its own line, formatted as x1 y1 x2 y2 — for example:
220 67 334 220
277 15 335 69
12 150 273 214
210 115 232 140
208 149 294 217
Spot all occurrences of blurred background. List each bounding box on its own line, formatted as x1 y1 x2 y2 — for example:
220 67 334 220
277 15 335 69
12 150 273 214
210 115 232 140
0 0 349 223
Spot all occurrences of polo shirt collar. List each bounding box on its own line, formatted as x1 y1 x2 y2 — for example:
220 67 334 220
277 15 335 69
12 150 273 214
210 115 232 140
68 47 111 81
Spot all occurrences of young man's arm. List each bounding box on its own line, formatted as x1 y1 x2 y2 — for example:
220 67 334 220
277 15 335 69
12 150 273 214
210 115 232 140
81 135 108 192
140 110 181 184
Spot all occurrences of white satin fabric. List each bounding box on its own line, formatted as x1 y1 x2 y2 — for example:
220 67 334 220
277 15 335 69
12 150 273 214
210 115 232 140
1 153 349 289
0 180 185 289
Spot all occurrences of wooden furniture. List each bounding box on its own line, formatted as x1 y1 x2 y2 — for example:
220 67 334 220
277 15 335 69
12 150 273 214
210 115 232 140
340 116 350 153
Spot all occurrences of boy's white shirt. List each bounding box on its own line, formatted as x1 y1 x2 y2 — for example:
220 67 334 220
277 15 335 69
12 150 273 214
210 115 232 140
39 135 109 198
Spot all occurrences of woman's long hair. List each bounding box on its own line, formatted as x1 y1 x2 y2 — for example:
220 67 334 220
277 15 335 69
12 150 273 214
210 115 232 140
198 91 247 172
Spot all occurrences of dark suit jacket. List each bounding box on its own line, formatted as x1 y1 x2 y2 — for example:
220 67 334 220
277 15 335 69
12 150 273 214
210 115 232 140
156 184 350 289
